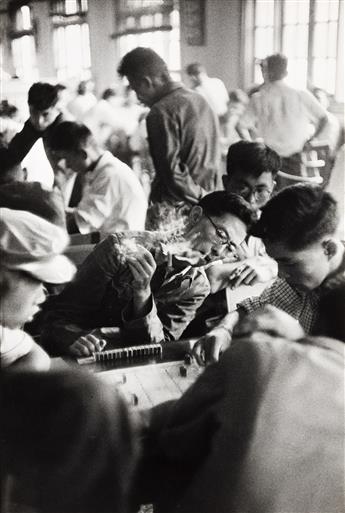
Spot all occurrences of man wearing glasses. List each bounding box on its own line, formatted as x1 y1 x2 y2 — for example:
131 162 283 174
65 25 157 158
41 191 254 356
206 141 280 292
195 141 280 357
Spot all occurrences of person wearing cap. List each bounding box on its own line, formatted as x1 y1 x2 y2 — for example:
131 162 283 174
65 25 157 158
0 208 75 370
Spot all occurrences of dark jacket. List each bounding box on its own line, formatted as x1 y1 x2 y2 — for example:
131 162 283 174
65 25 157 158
147 83 221 206
41 232 211 354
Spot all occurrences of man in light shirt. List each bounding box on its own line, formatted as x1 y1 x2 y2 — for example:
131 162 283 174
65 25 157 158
239 54 329 187
50 121 148 236
186 62 229 120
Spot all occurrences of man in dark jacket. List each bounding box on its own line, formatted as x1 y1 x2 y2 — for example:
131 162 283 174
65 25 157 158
41 192 254 356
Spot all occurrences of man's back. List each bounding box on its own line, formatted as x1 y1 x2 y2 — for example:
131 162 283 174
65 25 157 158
147 84 220 205
243 80 326 157
147 335 344 513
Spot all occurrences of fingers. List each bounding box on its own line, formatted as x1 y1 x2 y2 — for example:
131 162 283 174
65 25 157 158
192 339 206 366
70 334 107 356
229 264 258 288
192 330 230 366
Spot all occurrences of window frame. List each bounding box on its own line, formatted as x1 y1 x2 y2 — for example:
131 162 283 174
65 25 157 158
244 0 343 97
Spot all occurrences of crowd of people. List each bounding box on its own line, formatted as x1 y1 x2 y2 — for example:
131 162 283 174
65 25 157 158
1 47 344 513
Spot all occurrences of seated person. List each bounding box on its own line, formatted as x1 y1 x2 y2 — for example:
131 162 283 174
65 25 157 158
0 146 27 184
49 121 148 235
206 140 279 294
193 184 345 364
40 191 255 356
0 207 75 370
7 82 69 169
135 305 344 513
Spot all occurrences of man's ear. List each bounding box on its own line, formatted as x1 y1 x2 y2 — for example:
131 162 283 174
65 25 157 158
322 239 337 259
189 205 203 225
142 76 153 89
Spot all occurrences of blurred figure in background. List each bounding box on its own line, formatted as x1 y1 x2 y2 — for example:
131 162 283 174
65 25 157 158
239 54 330 188
50 121 147 235
186 62 229 125
67 79 97 122
220 89 249 156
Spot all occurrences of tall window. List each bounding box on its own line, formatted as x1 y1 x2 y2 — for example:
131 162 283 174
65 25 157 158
114 0 180 75
10 5 38 82
50 0 91 80
248 0 342 95
311 0 340 93
282 0 310 88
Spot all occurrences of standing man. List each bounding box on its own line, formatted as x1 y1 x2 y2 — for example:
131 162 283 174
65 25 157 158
185 62 229 121
117 47 221 226
239 54 329 187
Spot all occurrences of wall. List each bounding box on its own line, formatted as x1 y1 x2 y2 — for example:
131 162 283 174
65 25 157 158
87 0 118 96
180 0 243 91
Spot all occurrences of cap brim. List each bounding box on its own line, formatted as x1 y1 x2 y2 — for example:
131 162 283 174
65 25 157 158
19 254 76 284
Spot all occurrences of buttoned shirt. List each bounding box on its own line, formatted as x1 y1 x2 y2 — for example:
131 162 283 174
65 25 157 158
73 151 148 235
41 232 210 354
195 76 229 117
240 80 328 157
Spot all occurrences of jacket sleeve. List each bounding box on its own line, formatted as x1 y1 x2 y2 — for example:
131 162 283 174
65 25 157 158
121 267 211 344
41 236 124 354
8 119 41 164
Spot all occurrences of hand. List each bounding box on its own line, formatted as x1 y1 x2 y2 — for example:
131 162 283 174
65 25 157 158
69 330 107 357
228 259 273 288
127 245 156 298
192 326 232 366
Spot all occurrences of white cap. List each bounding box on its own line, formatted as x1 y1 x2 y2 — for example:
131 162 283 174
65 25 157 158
0 208 76 284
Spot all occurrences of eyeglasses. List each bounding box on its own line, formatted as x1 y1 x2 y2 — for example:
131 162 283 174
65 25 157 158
204 214 231 245
233 185 274 203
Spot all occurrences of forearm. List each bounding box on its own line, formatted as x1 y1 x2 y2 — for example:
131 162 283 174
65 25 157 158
8 120 41 163
215 311 239 335
311 115 329 142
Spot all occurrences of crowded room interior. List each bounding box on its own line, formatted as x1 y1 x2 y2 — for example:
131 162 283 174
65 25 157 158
1 1 344 512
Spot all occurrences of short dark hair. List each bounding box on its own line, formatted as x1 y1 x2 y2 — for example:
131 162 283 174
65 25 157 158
49 121 93 152
117 47 169 80
199 191 256 229
0 181 66 228
226 141 281 179
186 62 205 75
251 184 339 250
28 82 59 110
265 54 288 81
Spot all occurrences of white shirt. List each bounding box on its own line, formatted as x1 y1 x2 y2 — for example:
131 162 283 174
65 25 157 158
241 80 328 157
0 326 33 367
196 77 229 117
74 151 148 236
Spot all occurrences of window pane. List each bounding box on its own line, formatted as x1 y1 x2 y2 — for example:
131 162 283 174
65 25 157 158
313 23 329 57
329 0 340 20
11 35 38 82
21 6 32 30
255 0 275 26
65 0 78 15
297 0 310 23
284 0 298 24
255 27 274 59
327 21 338 57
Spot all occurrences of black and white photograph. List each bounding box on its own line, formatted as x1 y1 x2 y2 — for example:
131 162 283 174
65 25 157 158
1 1 344 512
